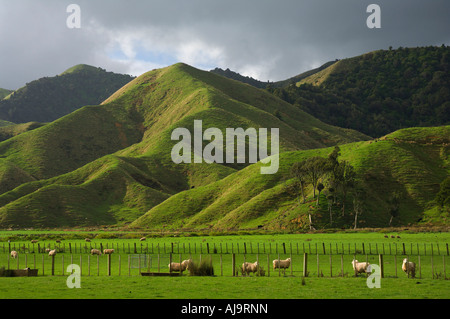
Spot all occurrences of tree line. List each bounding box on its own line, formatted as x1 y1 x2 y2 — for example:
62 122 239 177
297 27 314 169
289 146 373 230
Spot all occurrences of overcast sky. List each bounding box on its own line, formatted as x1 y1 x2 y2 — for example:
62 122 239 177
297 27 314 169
1 0 449 90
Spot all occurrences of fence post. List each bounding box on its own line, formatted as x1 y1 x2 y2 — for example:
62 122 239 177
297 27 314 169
232 253 236 276
108 254 112 276
340 254 344 277
303 253 308 277
329 254 332 277
317 253 320 277
51 254 55 276
267 254 270 277
379 254 384 278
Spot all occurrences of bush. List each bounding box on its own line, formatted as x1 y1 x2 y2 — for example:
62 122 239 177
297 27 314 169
188 258 214 276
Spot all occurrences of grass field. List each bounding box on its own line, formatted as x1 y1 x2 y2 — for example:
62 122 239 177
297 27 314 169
0 230 449 299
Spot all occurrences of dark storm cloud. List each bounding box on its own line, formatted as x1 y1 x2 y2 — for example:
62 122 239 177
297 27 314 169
0 0 449 90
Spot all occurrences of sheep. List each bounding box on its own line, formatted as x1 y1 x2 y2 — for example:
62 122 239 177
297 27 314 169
351 259 370 275
168 259 192 272
10 251 18 259
402 258 416 278
48 249 57 256
55 240 61 243
31 240 38 244
103 249 114 255
273 258 291 271
242 261 259 276
90 249 102 255
85 238 91 242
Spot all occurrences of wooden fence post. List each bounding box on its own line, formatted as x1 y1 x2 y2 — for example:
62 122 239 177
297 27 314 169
232 254 236 276
303 253 308 277
379 254 384 278
51 254 55 276
316 253 319 277
107 254 111 276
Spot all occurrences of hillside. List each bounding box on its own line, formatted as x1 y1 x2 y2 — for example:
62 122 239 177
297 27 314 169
0 88 12 100
131 126 449 231
0 63 368 229
268 46 450 137
0 122 46 142
210 60 337 89
0 65 135 123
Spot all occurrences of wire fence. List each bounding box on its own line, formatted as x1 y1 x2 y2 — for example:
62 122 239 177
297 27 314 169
2 251 448 280
2 240 449 257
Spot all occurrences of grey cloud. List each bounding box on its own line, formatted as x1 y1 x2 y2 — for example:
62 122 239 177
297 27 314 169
0 0 449 89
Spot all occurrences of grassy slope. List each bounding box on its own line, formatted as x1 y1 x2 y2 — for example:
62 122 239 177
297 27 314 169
0 89 12 100
131 126 449 230
0 63 368 229
0 64 135 123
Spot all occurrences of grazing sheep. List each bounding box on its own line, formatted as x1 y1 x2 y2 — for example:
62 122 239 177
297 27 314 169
273 258 291 270
384 235 388 238
390 235 395 238
55 240 61 243
45 248 51 253
85 238 91 242
31 240 38 244
140 237 146 241
351 259 370 274
402 258 416 278
90 249 102 255
48 249 57 256
169 259 192 272
242 261 259 276
103 249 114 255
10 251 18 259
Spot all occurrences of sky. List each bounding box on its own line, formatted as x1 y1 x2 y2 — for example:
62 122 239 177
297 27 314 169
0 0 449 90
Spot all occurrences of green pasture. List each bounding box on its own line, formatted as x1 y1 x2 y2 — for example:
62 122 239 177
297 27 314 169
0 231 449 299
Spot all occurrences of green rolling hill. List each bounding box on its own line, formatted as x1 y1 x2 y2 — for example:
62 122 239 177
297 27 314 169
0 63 369 229
268 46 450 138
0 64 135 124
131 126 449 231
0 88 13 100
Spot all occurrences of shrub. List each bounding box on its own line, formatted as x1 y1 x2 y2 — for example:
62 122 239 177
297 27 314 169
188 257 214 276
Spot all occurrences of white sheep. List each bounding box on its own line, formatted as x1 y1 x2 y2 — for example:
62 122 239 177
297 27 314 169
90 249 102 255
169 259 192 272
10 251 18 259
103 249 114 255
273 258 291 271
402 258 416 278
351 259 370 274
48 249 57 256
242 261 259 276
